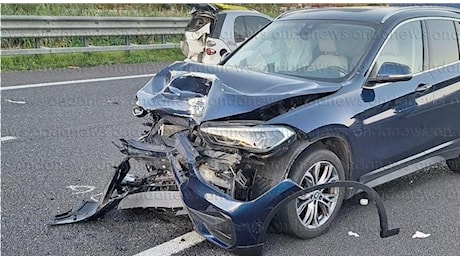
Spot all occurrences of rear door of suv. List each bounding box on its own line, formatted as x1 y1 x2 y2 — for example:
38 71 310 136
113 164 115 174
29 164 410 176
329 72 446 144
424 19 460 148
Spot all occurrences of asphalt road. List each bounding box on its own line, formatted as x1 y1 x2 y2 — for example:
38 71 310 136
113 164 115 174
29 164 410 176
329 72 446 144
1 63 460 256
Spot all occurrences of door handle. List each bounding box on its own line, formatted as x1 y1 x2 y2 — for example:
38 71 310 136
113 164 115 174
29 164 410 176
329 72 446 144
415 83 433 92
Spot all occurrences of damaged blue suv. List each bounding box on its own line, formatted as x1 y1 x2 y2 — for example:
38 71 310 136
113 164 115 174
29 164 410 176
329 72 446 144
52 7 460 255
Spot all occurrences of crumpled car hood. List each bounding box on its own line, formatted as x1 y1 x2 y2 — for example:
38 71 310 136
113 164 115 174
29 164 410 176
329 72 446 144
136 62 342 124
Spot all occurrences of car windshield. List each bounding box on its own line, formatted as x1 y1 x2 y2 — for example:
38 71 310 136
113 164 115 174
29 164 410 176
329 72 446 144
224 20 376 82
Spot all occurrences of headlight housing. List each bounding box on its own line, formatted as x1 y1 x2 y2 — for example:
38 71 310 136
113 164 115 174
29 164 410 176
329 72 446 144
200 124 295 153
188 97 207 117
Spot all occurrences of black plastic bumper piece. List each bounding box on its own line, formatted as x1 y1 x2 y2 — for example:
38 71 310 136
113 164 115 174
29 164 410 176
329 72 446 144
49 159 131 225
258 180 401 245
51 201 100 225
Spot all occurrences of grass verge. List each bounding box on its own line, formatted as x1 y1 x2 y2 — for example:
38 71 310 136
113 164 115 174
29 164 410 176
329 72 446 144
1 49 185 72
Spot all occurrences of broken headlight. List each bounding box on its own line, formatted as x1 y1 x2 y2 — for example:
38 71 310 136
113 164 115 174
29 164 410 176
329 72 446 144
188 97 207 117
200 125 295 153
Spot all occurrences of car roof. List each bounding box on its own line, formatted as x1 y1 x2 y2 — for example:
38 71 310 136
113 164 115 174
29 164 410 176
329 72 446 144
219 10 265 15
219 10 272 20
276 6 460 24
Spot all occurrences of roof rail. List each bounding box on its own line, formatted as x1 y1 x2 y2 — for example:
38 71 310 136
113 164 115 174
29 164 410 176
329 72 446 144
275 8 322 20
381 6 460 23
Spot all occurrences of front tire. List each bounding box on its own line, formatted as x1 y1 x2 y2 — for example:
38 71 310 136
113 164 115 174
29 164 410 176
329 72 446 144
278 146 345 239
446 157 460 173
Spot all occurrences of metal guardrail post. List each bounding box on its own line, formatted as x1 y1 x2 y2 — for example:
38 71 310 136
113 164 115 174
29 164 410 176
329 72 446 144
34 38 40 48
82 36 88 47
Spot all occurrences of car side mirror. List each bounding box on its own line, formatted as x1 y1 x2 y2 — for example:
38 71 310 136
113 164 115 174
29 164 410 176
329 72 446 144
368 62 413 84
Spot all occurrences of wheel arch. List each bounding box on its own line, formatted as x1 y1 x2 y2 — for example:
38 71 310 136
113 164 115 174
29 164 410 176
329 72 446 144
251 124 356 199
287 124 355 180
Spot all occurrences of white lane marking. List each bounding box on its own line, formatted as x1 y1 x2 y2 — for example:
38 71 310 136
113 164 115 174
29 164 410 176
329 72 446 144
1 73 155 91
0 136 17 142
5 99 26 104
66 185 96 195
135 231 205 256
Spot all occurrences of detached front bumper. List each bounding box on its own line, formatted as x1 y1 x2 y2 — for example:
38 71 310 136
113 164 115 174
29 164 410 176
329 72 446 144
169 132 400 255
170 155 301 254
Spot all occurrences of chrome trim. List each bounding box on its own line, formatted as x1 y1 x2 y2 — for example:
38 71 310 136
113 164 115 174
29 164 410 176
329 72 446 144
366 141 455 176
360 139 460 187
364 156 446 188
381 7 460 23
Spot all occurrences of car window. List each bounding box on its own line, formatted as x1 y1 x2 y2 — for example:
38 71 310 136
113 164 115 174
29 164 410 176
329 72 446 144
185 13 214 32
375 21 423 75
457 21 460 49
210 13 226 39
234 16 247 43
245 16 270 36
457 21 460 50
426 20 460 69
225 20 376 82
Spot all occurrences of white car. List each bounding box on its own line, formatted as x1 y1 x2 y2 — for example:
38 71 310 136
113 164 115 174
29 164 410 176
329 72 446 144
180 4 271 65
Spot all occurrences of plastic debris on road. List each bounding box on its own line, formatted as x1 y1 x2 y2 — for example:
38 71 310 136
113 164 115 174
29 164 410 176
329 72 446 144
412 231 431 239
348 231 360 237
66 185 96 195
360 198 369 206
5 99 26 104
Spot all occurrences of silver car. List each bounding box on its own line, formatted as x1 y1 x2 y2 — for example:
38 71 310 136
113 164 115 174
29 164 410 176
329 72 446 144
181 4 271 64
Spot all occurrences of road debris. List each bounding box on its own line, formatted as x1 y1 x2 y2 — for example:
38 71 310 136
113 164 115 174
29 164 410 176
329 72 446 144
90 193 103 202
107 100 120 105
348 231 360 237
360 198 369 206
66 185 96 195
412 231 431 239
5 99 26 104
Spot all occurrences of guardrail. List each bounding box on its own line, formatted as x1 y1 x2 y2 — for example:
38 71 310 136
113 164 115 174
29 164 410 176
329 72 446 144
1 15 189 56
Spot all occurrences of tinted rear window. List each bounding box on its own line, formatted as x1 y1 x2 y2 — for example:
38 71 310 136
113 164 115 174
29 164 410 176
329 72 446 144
426 20 460 68
245 16 270 36
210 13 226 38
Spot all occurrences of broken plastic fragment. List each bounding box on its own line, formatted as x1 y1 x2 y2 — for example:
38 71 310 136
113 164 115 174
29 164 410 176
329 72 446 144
66 185 96 195
5 99 26 104
107 100 120 105
175 209 188 216
360 198 369 206
90 193 103 202
412 231 430 239
348 231 360 237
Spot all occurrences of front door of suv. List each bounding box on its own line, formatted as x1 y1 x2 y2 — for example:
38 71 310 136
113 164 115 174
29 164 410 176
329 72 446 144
354 20 437 179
